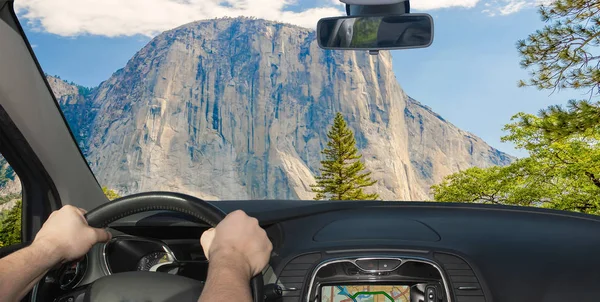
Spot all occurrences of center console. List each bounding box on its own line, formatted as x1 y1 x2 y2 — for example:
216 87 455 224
306 257 451 302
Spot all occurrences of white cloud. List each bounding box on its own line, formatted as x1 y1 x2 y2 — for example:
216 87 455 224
499 1 527 15
14 0 344 37
411 0 480 10
483 0 552 16
412 0 551 15
14 0 551 38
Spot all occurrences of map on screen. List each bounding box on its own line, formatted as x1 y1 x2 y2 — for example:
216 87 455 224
321 285 410 302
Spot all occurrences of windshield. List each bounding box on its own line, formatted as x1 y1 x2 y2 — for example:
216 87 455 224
12 0 600 213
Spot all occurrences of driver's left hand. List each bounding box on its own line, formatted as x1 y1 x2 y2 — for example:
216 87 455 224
32 205 112 264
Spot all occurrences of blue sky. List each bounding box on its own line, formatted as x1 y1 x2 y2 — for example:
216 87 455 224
17 0 575 157
395 5 580 157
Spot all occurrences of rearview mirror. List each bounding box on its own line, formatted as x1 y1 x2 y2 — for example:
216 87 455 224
317 14 434 50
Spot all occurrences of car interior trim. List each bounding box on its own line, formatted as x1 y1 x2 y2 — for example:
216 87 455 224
305 256 452 302
324 248 430 254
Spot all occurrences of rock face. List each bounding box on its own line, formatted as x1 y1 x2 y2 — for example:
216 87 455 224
0 156 20 197
47 76 94 152
404 97 512 192
51 18 513 201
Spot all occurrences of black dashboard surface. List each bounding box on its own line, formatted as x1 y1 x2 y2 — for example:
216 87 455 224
110 201 600 302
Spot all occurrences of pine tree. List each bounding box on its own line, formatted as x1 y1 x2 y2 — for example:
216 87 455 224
431 0 600 215
0 200 21 247
517 0 600 95
311 113 379 200
517 0 600 138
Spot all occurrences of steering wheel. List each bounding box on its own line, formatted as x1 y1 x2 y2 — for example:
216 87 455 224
76 192 264 302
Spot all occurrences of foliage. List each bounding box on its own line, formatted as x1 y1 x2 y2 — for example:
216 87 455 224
432 112 600 213
522 98 600 141
311 113 379 200
0 193 20 206
433 0 600 214
517 0 600 96
431 161 544 207
0 200 21 247
517 0 600 139
102 187 121 201
76 85 93 98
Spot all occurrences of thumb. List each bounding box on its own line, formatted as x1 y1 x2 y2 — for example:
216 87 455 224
91 227 112 243
200 228 216 260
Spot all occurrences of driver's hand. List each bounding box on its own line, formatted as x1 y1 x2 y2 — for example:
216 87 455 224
200 210 272 279
32 205 111 263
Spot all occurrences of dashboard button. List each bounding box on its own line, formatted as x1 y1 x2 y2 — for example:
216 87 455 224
426 286 436 302
378 259 401 270
355 259 379 271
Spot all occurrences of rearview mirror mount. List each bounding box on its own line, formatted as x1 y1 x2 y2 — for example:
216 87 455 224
317 14 434 52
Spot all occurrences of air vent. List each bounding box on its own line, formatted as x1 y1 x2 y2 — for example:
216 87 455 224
277 253 322 302
434 253 486 302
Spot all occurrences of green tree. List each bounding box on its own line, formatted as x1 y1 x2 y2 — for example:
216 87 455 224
432 113 600 213
518 0 600 94
517 0 600 137
311 113 379 200
102 187 121 201
0 200 22 246
432 0 600 214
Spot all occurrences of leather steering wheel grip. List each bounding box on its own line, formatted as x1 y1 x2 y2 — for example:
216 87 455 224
83 191 264 302
85 191 225 228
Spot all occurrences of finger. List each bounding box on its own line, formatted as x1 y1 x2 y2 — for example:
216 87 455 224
78 208 88 214
200 228 216 260
229 210 247 219
76 210 89 226
90 227 112 243
73 207 86 216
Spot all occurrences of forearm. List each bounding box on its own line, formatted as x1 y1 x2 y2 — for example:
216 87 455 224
0 241 62 302
198 257 252 302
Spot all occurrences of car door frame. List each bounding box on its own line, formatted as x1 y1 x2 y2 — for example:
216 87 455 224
0 104 61 256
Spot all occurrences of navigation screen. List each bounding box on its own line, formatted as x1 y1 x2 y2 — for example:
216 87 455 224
321 285 410 302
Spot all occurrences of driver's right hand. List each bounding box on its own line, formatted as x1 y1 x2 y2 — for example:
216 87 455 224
200 210 273 279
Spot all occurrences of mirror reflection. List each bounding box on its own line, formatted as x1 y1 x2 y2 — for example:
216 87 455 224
318 14 434 50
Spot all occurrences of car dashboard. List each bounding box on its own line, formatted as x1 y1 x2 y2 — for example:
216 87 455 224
36 200 600 302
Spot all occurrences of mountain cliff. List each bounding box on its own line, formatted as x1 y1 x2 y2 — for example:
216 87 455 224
47 76 94 152
0 156 20 198
49 17 513 201
404 97 513 193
